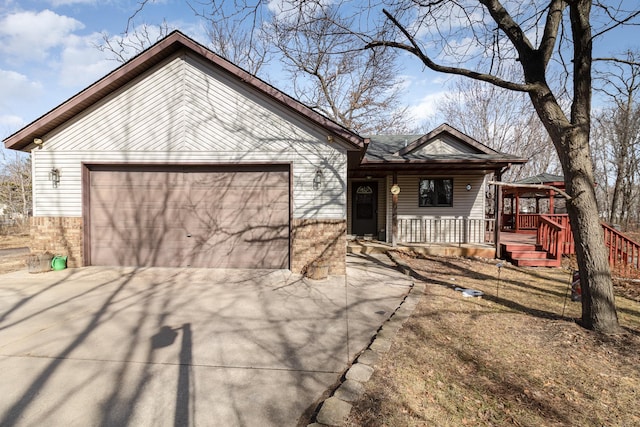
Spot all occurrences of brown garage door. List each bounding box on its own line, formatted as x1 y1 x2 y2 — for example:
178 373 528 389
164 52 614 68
87 164 290 269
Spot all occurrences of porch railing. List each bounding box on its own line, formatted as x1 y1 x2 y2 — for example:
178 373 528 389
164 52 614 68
535 214 639 271
602 223 640 271
397 218 495 245
536 215 566 265
518 213 539 229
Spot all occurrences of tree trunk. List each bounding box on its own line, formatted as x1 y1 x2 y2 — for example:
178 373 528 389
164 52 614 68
528 89 620 332
562 130 620 332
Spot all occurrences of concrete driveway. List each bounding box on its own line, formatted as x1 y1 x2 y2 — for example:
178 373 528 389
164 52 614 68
0 253 412 426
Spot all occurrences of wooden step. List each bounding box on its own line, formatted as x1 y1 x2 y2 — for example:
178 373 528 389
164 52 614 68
508 250 549 259
512 257 561 267
501 243 537 252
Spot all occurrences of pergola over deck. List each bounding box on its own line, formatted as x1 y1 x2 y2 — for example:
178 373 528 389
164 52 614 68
501 173 566 233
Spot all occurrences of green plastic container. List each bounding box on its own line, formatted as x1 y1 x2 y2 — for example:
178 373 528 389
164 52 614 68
51 256 68 271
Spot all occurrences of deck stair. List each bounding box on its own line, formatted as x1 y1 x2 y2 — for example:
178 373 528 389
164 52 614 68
501 243 562 267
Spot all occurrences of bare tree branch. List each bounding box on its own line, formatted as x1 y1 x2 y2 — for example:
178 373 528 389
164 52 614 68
367 9 533 92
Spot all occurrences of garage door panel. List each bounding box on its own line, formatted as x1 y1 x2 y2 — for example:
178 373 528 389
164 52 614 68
91 171 183 188
92 234 289 269
187 171 288 187
89 166 290 269
186 188 289 205
188 241 289 269
91 245 192 268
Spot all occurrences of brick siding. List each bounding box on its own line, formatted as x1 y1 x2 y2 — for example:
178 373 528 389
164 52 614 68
291 219 346 275
30 217 83 267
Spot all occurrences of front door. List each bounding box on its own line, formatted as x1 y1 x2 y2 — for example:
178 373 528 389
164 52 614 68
352 182 378 236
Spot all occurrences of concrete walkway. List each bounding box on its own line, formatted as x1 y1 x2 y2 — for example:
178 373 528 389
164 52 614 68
0 253 412 426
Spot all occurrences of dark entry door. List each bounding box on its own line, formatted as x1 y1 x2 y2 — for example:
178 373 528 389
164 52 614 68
352 182 378 236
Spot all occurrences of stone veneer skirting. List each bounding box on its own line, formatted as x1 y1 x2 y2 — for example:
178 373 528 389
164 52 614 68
30 216 346 274
30 217 83 268
291 218 347 275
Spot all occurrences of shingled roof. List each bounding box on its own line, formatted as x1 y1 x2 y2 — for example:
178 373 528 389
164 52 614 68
359 124 527 172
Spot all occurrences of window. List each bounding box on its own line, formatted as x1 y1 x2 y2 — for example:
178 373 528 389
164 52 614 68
419 178 453 207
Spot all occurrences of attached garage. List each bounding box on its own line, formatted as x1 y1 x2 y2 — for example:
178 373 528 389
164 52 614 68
4 31 364 274
86 164 290 269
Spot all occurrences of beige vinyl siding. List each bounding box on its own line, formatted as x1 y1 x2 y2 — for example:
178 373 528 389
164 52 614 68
411 134 480 155
386 174 486 243
34 52 347 219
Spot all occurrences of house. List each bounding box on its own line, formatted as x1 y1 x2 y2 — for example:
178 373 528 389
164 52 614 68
3 31 526 273
349 128 526 246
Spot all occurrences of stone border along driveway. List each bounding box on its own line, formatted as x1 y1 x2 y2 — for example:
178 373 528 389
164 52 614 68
308 252 425 426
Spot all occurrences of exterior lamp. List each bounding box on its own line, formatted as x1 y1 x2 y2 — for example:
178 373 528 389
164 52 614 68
313 169 323 190
49 168 60 188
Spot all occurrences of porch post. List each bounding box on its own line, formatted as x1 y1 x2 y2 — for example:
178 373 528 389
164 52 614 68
549 191 555 214
392 171 398 247
494 170 502 258
515 192 520 232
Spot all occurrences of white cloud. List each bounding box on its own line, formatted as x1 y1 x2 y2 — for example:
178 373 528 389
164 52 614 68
407 91 450 123
57 33 116 88
49 0 97 5
0 69 43 99
267 0 333 23
0 9 84 62
0 114 26 138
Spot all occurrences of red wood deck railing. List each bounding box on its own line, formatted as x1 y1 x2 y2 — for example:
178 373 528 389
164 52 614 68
536 215 566 266
602 223 640 271
535 214 640 272
518 214 539 230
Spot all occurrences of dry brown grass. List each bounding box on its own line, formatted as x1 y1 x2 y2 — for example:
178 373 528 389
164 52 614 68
0 233 29 250
0 233 30 274
346 252 640 427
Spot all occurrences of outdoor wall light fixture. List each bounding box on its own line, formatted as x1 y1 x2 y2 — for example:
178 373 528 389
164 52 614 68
313 168 323 190
49 168 60 188
466 184 472 191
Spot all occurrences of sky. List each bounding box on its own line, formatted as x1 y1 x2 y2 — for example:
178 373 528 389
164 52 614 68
0 1 638 145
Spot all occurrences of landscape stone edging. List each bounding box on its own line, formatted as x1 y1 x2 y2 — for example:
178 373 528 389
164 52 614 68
310 252 426 426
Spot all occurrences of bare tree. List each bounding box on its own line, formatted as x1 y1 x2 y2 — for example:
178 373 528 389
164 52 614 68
590 113 612 219
107 1 412 133
270 5 410 133
0 152 31 229
362 0 640 332
437 75 560 180
205 18 271 75
593 51 640 228
97 22 171 63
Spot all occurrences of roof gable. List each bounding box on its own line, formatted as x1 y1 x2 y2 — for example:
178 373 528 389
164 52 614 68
4 31 364 152
395 124 499 157
360 123 528 171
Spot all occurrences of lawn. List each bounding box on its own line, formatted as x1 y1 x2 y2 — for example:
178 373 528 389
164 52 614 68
0 233 30 274
345 252 640 427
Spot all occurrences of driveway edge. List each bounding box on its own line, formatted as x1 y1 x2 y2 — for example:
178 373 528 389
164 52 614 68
308 251 425 426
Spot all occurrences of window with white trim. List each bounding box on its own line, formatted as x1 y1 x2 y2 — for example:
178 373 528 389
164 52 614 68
419 178 453 207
